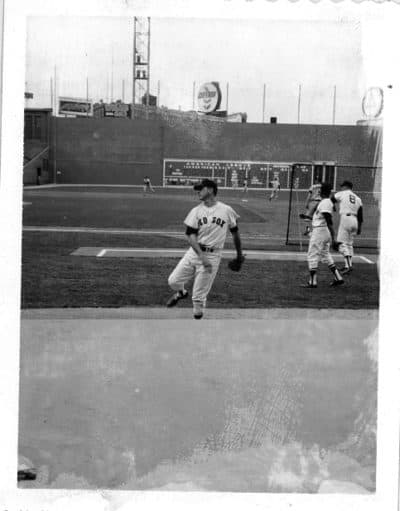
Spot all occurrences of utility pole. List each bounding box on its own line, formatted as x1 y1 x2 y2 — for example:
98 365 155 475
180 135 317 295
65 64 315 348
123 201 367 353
297 84 302 124
262 84 266 123
332 85 337 125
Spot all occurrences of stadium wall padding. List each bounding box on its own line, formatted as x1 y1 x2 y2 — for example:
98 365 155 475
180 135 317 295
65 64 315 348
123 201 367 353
50 117 381 185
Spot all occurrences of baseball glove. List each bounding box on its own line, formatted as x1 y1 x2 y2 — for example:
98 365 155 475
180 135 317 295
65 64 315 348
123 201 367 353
228 255 245 272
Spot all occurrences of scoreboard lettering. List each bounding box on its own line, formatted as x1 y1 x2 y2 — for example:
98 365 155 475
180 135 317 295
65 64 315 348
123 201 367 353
163 159 313 190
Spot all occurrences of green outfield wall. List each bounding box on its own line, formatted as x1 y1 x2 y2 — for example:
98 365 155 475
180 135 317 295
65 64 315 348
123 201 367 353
46 116 381 188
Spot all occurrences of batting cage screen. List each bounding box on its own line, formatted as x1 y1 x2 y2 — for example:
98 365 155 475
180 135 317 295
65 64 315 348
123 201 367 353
285 164 381 250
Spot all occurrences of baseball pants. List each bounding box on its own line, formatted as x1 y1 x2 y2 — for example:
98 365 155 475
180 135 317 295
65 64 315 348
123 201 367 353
337 215 358 257
307 226 334 269
168 248 222 311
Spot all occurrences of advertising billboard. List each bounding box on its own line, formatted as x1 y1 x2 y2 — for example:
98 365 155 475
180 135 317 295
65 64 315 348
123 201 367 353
197 82 222 113
58 97 92 117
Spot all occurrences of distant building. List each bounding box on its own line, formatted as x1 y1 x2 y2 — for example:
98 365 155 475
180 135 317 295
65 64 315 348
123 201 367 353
141 93 157 106
93 100 131 118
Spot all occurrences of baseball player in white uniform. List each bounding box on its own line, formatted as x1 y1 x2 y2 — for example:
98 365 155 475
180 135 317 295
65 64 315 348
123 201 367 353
269 176 280 201
143 176 155 195
242 177 249 201
332 180 363 274
299 178 322 235
303 182 344 288
166 179 243 319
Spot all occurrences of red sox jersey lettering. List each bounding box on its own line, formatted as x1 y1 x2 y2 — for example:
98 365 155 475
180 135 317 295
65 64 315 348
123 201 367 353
184 201 239 249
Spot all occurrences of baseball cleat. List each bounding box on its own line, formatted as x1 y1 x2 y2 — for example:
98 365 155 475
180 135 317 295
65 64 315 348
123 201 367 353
193 313 203 320
340 267 352 275
301 283 317 288
330 279 345 287
166 289 189 307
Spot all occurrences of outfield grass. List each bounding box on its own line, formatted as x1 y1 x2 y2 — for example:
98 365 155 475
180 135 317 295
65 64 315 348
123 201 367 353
21 231 379 309
23 191 265 229
23 186 379 248
20 187 380 309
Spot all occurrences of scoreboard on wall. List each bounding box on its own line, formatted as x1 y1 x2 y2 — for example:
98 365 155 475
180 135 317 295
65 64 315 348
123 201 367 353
163 159 313 190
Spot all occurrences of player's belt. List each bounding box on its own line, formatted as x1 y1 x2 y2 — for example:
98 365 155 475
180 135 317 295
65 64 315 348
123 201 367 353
344 213 357 216
199 245 216 253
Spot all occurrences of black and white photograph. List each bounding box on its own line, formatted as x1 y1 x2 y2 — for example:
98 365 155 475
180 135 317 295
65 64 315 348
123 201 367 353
1 0 400 510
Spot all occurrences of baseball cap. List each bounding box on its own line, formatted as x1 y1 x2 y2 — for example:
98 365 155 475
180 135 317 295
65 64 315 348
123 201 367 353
340 180 353 189
193 179 218 194
320 182 332 196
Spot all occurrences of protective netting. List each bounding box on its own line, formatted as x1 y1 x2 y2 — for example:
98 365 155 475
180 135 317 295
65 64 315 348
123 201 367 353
286 163 381 250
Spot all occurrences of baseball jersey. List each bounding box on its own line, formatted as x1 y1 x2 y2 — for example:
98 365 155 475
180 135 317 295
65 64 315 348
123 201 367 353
309 183 322 201
312 198 334 228
334 190 362 215
184 201 239 249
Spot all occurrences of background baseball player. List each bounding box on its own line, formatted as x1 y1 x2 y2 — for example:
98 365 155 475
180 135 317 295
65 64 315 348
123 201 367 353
299 177 322 235
242 177 249 201
166 178 244 319
143 176 155 195
269 176 280 201
331 180 363 274
303 182 344 288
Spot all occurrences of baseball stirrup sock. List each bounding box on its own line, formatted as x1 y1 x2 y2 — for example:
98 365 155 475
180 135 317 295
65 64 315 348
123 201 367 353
345 256 352 268
309 269 317 286
329 264 342 281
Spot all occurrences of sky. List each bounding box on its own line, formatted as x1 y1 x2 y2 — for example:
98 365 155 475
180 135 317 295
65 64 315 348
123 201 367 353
26 15 369 124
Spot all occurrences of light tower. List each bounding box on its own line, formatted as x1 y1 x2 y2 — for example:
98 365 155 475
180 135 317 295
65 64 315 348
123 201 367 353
132 17 151 120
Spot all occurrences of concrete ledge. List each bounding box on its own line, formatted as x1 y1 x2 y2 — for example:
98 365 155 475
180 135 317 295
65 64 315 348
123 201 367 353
21 307 379 320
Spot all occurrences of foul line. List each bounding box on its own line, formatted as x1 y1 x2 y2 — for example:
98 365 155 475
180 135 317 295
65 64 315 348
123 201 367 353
90 247 375 263
358 255 375 264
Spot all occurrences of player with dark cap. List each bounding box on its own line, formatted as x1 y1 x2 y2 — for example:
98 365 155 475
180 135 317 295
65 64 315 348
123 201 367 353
166 178 244 319
303 182 344 288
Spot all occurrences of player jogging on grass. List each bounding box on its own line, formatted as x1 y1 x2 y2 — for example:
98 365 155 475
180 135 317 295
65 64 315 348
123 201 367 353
303 182 344 288
143 176 155 195
331 180 363 274
269 176 280 201
242 177 249 201
166 178 244 319
299 177 322 235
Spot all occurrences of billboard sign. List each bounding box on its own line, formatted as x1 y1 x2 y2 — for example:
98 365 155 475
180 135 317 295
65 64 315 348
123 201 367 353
59 97 92 116
362 87 383 119
197 82 222 113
